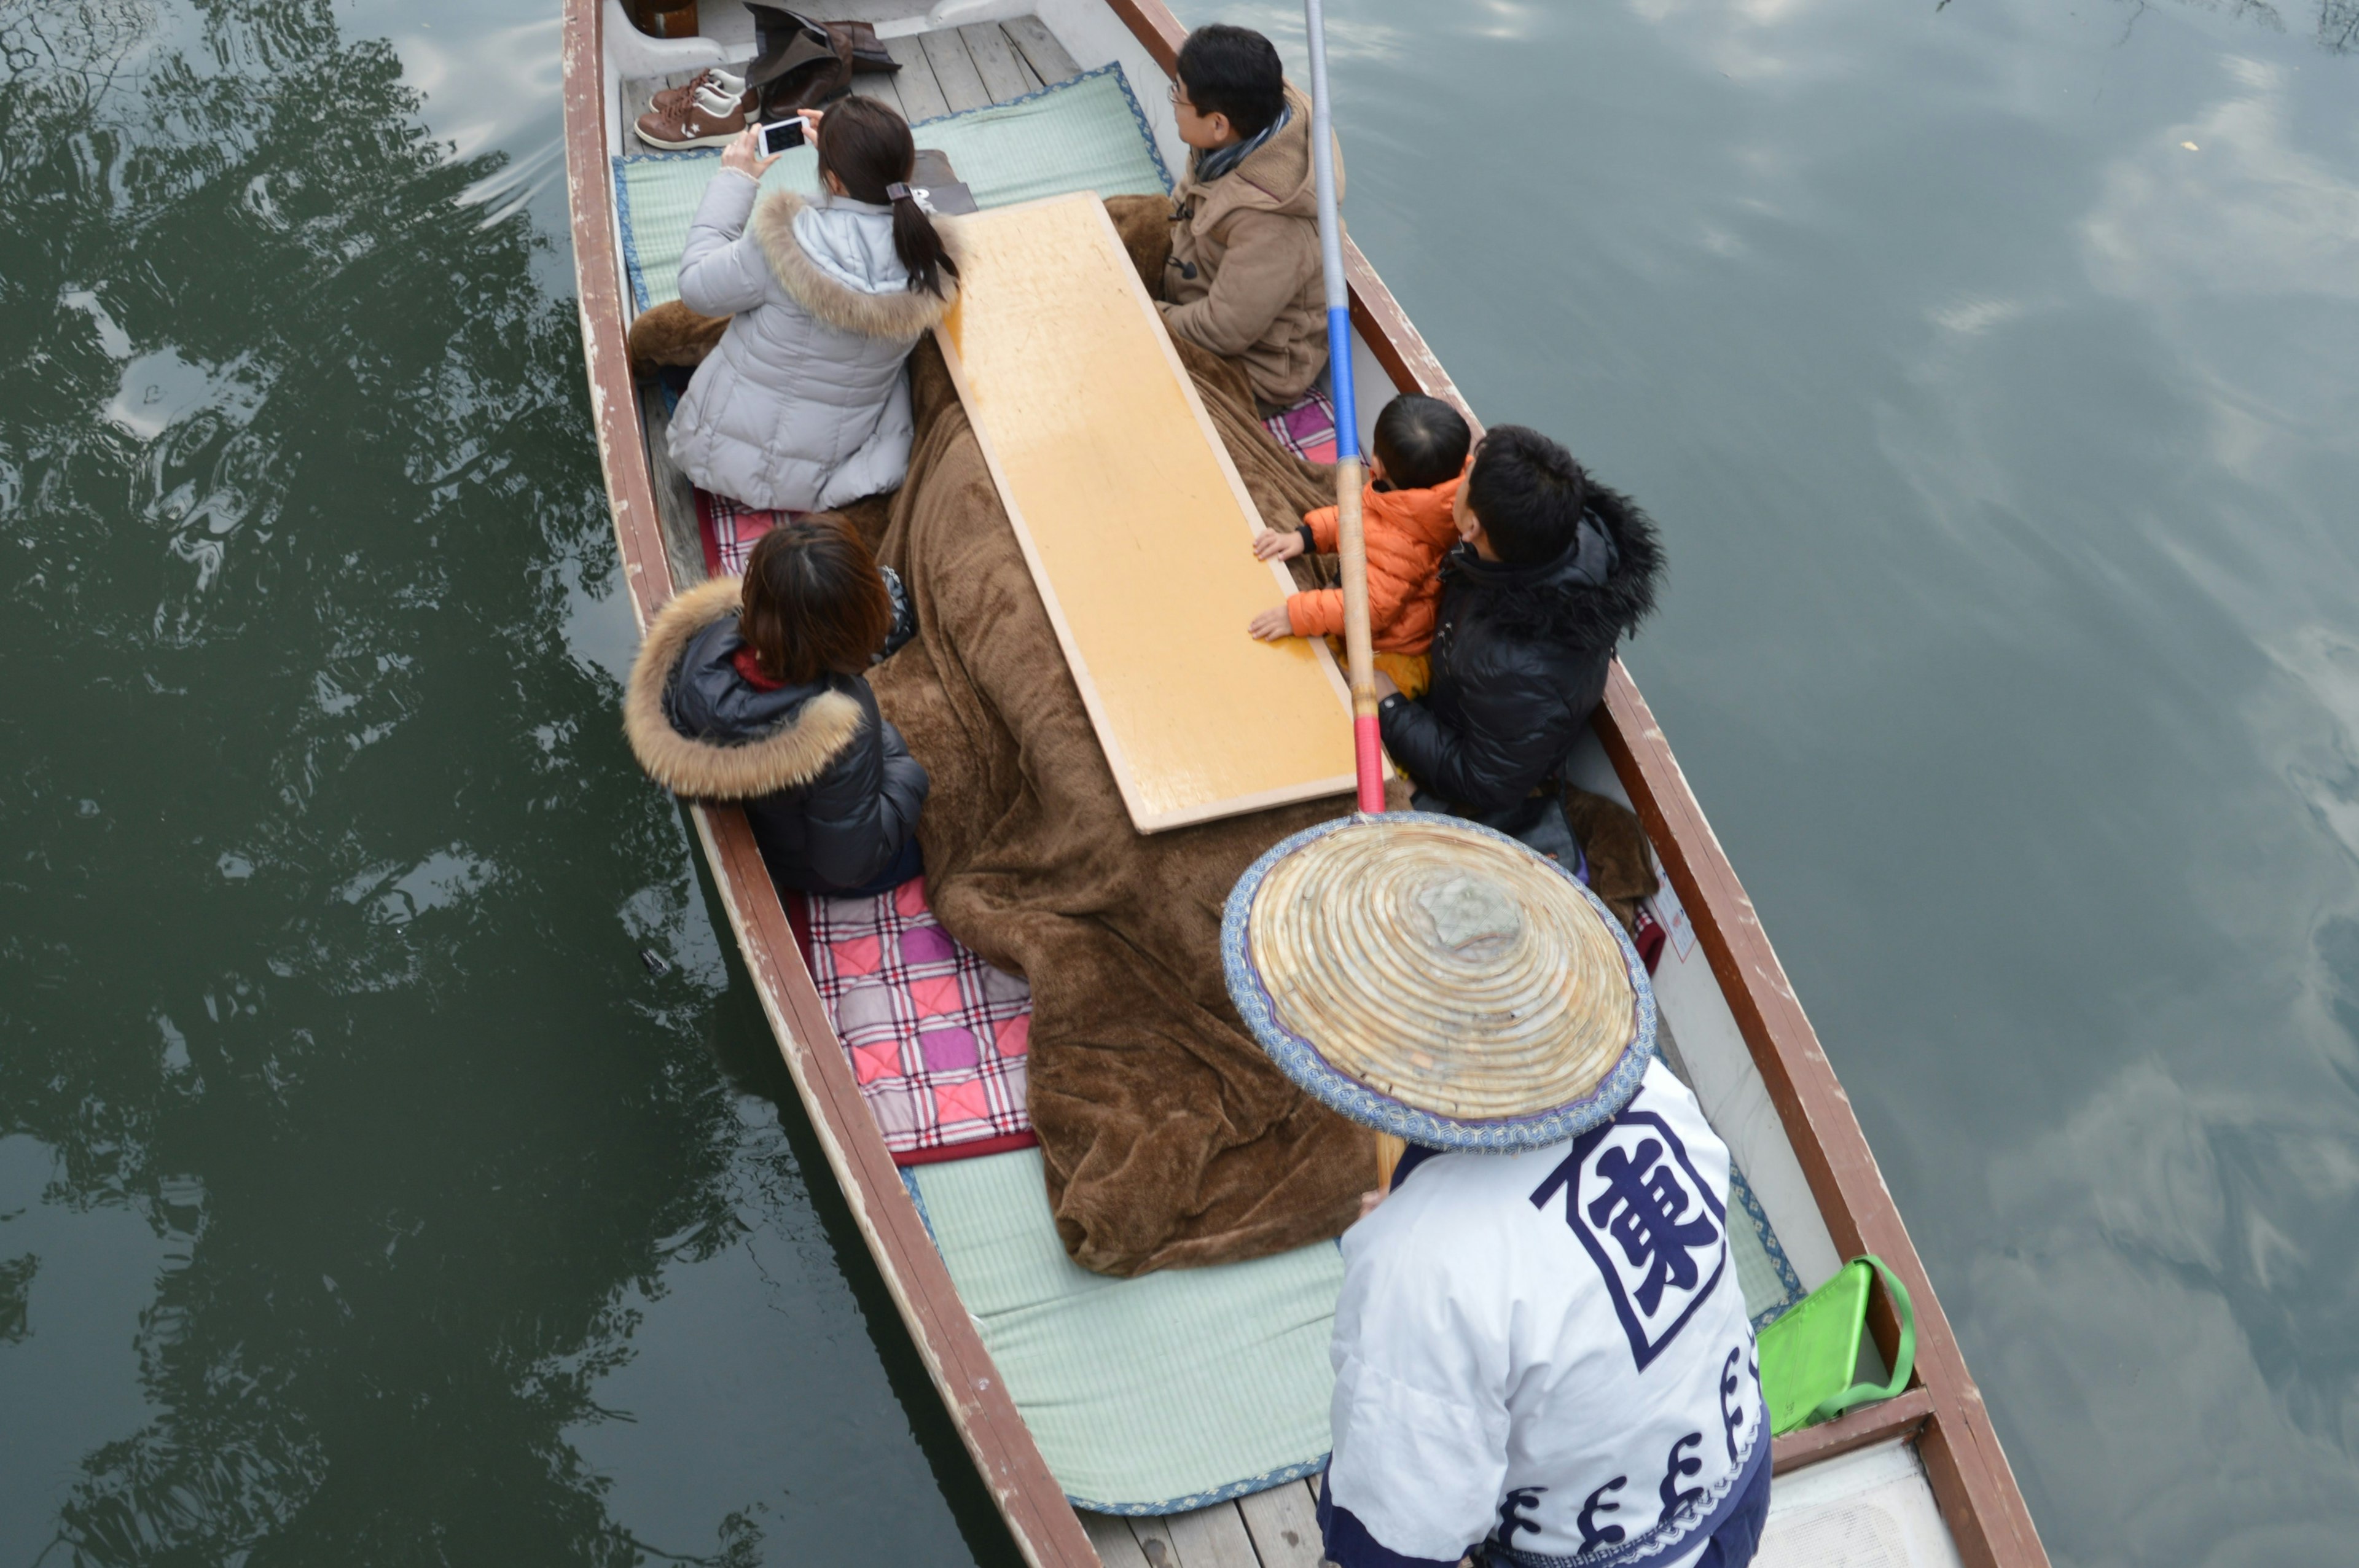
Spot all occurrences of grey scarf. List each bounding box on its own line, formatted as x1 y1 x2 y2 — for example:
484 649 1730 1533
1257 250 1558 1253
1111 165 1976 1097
1191 102 1292 185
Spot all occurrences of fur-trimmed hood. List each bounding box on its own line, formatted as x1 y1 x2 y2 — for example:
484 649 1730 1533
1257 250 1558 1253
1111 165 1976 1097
622 577 867 800
1442 482 1664 653
749 189 963 339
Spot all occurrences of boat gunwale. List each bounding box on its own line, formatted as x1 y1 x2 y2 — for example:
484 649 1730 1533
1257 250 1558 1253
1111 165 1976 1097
563 1 2050 1562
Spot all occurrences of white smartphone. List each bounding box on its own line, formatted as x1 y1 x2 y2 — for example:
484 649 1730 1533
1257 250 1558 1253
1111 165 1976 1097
759 118 806 155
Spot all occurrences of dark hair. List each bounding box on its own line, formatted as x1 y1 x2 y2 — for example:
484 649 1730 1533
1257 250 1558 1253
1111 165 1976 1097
1176 25 1286 139
1372 395 1471 492
1464 426 1590 565
816 96 959 298
738 515 892 684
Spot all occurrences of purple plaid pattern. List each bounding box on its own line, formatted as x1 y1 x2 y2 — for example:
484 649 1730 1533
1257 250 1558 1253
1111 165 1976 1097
1261 384 1339 464
805 876 1037 1163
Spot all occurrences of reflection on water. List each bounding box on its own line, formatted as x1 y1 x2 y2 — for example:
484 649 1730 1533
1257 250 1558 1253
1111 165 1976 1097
0 0 1004 1561
6 0 2358 1561
2145 0 2359 53
1212 0 2359 1562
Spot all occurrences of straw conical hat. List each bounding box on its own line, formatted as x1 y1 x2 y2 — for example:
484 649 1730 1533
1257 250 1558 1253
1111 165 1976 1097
1223 811 1655 1150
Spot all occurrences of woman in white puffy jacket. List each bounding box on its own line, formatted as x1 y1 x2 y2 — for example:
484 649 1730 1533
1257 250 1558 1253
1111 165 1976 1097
667 96 962 513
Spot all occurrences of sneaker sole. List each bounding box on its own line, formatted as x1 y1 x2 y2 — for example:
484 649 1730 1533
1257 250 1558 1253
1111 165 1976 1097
633 123 745 150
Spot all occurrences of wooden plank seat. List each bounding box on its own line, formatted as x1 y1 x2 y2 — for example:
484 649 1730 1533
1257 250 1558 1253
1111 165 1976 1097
1082 1477 1326 1568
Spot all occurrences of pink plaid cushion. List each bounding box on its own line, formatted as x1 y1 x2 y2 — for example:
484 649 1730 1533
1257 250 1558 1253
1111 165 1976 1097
805 876 1036 1164
1261 385 1339 465
696 490 800 578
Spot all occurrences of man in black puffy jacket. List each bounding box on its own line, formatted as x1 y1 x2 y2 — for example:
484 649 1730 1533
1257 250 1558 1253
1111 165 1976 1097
1375 426 1664 849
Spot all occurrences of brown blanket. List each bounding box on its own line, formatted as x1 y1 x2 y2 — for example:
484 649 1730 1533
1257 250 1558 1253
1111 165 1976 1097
864 329 1383 1277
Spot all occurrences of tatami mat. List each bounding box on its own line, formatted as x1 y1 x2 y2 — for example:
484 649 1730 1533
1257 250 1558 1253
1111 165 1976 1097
906 1149 1339 1515
903 1142 1804 1515
614 63 1172 311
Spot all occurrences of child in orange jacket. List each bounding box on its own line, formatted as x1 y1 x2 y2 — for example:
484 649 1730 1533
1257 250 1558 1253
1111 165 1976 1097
1247 394 1471 666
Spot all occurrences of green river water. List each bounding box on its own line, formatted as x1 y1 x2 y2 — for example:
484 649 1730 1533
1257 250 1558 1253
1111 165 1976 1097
2 0 2355 1562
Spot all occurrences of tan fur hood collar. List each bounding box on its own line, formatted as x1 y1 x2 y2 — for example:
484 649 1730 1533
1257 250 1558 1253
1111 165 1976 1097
750 189 963 338
1180 85 1337 228
622 576 866 800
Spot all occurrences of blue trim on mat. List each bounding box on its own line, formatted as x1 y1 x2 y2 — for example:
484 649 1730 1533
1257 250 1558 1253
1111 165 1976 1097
899 1168 939 1247
1729 1164 1807 1330
614 152 653 313
1086 60 1174 194
1221 811 1657 1152
609 63 1175 311
910 61 1173 193
1070 1453 1329 1517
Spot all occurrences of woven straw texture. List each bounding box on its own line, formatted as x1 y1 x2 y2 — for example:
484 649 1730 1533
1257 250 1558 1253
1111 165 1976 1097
1250 816 1637 1121
907 1149 1339 1512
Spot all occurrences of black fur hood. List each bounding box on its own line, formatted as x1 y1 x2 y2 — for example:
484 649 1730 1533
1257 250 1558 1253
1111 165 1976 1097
1439 481 1664 652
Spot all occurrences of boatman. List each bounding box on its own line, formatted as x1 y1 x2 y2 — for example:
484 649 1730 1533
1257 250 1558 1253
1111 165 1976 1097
1225 825 1772 1568
1321 1051 1772 1567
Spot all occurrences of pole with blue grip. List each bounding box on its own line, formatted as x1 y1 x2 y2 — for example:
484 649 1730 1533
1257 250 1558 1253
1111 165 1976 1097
1302 0 1383 815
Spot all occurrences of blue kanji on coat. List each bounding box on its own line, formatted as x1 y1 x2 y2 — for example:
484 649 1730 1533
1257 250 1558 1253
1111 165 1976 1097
1532 1104 1729 1369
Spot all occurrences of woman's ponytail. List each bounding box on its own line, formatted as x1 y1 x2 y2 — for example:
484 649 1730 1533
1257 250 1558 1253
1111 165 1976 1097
816 96 961 299
885 183 958 298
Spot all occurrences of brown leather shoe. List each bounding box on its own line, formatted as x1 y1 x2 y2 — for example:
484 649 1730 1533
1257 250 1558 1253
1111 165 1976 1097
741 6 895 72
741 5 858 115
649 65 746 116
755 51 850 118
633 85 754 152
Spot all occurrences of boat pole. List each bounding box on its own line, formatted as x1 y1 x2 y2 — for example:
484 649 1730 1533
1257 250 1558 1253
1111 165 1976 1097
1302 0 1382 819
1303 0 1404 1192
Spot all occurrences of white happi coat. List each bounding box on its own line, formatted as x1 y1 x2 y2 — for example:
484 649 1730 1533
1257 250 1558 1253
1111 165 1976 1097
1326 1061 1767 1567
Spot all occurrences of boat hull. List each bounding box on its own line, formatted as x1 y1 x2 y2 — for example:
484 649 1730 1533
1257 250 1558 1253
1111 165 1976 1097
558 2 2048 1563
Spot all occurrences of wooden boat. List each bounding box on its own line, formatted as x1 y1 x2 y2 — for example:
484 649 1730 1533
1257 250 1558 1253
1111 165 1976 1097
560 4 2051 1564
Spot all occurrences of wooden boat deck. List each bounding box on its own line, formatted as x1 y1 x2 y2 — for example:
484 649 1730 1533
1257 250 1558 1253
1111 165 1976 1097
561 1 2050 1563
1084 1476 1326 1568
619 15 1089 602
615 14 1084 155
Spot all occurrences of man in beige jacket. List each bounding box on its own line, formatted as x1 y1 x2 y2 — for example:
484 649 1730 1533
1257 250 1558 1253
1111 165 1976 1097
1156 24 1340 410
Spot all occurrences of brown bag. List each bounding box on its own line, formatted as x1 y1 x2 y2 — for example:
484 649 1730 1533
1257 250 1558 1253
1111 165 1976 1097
742 6 850 115
1562 785 1660 935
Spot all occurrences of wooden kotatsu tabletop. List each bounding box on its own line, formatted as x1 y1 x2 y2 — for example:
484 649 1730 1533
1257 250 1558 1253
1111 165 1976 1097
935 193 1361 833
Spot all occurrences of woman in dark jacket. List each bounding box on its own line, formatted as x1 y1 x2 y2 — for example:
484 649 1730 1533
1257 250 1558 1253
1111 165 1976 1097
624 517 927 897
1377 426 1663 847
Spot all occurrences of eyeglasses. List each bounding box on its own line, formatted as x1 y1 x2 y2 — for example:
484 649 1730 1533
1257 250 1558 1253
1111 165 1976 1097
1167 82 1194 114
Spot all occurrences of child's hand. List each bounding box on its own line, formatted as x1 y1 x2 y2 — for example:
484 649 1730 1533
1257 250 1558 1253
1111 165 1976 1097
1252 529 1305 562
1248 607 1294 641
